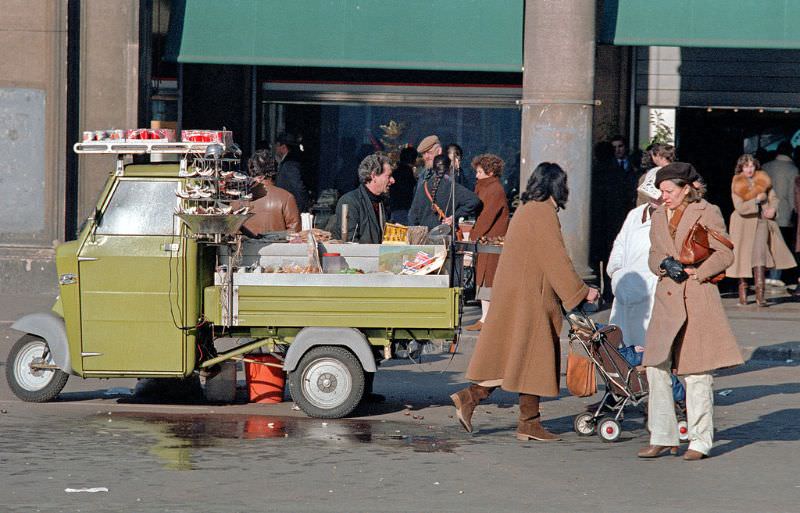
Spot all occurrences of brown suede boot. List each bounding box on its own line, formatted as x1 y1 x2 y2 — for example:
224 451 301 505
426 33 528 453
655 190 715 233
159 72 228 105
753 266 768 307
737 278 748 306
450 384 495 433
515 394 560 441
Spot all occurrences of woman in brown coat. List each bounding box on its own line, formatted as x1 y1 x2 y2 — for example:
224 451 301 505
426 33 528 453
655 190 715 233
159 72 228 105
451 163 599 441
639 162 744 461
464 154 510 332
727 154 796 306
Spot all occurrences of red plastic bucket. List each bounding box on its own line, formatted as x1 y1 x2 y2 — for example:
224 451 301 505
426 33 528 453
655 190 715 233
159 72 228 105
245 355 285 403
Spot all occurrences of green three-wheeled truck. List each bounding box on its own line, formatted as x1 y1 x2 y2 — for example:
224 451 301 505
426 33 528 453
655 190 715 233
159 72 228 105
6 141 461 418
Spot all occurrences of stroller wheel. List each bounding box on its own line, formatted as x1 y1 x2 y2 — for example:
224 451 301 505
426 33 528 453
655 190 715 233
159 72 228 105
573 412 596 436
678 419 689 442
597 417 622 443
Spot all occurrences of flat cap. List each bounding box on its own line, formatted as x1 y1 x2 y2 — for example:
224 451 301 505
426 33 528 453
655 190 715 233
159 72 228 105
416 135 440 154
276 132 302 146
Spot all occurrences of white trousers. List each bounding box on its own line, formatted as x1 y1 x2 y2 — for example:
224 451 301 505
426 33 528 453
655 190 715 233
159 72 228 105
646 362 714 455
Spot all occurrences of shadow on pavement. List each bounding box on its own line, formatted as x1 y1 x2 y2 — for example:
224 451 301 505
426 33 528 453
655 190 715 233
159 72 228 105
713 408 800 457
713 382 800 407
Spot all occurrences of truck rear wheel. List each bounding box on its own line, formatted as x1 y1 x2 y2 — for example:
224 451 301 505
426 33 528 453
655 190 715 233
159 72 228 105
288 346 365 419
6 334 69 402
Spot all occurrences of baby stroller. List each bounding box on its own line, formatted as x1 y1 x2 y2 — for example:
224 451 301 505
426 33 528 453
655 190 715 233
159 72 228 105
565 306 688 443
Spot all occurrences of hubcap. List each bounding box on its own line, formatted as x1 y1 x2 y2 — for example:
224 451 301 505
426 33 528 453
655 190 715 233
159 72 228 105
15 340 56 392
302 358 352 409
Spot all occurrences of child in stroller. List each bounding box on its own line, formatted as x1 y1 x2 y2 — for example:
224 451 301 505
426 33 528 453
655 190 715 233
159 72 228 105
566 306 687 442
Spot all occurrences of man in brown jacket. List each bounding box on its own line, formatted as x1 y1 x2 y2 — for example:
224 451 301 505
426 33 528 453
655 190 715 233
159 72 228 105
240 150 300 237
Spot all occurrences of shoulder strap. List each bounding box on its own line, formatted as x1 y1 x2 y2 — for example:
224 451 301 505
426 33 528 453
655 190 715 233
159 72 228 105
705 226 734 250
424 180 447 221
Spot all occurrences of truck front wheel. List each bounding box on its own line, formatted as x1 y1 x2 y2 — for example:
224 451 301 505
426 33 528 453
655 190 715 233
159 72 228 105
6 335 69 402
288 346 365 419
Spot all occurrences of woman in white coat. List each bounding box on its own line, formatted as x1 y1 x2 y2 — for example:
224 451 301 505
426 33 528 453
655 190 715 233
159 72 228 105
607 168 663 346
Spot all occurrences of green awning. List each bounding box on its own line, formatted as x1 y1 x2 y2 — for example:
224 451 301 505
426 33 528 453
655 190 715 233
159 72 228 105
167 0 523 72
601 0 800 49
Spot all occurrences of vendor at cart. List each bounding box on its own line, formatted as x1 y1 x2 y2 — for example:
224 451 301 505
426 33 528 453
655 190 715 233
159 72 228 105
332 154 394 243
240 149 301 237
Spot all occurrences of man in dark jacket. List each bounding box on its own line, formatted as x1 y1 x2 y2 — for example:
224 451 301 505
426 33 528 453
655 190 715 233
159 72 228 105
408 155 482 230
332 154 394 243
275 133 309 213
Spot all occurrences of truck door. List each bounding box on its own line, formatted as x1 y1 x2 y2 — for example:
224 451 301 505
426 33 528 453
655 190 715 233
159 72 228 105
78 178 187 374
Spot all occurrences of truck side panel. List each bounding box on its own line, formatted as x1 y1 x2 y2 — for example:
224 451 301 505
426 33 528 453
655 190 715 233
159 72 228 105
208 285 458 329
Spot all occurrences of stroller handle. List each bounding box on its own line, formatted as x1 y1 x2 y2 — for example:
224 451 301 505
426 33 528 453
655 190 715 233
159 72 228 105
563 302 598 334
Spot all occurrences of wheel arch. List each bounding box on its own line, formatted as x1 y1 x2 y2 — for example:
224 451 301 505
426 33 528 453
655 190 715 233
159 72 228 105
283 327 376 373
11 311 74 375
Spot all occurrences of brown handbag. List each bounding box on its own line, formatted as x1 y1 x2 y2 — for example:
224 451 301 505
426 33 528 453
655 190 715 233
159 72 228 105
566 345 596 397
679 222 734 284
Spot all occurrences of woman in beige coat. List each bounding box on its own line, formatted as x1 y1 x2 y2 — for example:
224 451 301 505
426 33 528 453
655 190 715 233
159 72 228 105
727 154 796 306
450 163 599 441
639 162 744 461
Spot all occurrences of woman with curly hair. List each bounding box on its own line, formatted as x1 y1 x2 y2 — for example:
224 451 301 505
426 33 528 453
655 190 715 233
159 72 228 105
727 154 796 306
451 162 599 441
408 155 481 230
464 154 510 331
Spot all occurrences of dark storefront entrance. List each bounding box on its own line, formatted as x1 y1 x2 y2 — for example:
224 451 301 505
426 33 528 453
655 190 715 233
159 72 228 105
677 108 800 219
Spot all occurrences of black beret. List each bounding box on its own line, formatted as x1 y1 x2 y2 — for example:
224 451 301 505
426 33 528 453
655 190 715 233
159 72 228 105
654 162 701 188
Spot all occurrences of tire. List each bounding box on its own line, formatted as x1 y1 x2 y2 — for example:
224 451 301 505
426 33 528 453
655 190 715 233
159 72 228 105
678 419 690 442
597 417 622 443
288 346 365 419
573 412 596 436
203 361 237 403
6 334 69 402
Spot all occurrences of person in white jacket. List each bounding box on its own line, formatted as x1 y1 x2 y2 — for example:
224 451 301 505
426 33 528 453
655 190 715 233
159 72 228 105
607 167 663 346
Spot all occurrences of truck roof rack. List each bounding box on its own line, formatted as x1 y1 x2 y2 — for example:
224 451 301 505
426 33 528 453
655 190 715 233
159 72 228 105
73 141 222 155
73 141 233 177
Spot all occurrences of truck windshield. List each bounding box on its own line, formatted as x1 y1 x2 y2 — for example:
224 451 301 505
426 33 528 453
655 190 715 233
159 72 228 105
96 180 179 236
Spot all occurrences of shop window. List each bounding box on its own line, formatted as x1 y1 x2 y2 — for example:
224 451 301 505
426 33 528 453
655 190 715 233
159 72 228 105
260 85 522 202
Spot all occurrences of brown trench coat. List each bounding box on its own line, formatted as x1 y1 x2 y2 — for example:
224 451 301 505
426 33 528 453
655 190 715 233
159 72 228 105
727 171 796 278
470 176 510 288
643 200 744 375
465 200 588 396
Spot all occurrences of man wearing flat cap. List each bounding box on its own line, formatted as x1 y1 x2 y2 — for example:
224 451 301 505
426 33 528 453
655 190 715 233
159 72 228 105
415 135 443 194
275 132 309 213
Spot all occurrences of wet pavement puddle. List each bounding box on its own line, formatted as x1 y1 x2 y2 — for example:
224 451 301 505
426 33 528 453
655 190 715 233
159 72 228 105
87 412 461 470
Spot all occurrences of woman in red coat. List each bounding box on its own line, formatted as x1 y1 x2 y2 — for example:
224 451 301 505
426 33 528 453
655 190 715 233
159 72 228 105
465 154 510 331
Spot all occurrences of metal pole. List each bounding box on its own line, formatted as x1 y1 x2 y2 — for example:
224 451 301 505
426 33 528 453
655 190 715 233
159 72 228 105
520 0 596 279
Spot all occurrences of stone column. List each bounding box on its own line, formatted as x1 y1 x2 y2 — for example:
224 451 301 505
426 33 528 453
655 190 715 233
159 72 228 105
521 0 596 278
78 0 140 223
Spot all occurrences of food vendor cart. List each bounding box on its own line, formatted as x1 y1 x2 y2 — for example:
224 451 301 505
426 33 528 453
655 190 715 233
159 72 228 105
6 138 460 418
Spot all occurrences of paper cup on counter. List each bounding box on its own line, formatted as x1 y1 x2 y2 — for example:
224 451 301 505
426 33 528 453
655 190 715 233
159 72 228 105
301 213 314 231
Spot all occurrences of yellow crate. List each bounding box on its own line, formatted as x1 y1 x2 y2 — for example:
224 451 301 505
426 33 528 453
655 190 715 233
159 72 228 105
382 222 409 245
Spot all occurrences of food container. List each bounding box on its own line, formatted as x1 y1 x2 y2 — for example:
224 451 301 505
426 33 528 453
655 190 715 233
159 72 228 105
321 252 346 273
180 129 234 147
126 128 176 142
458 221 474 241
